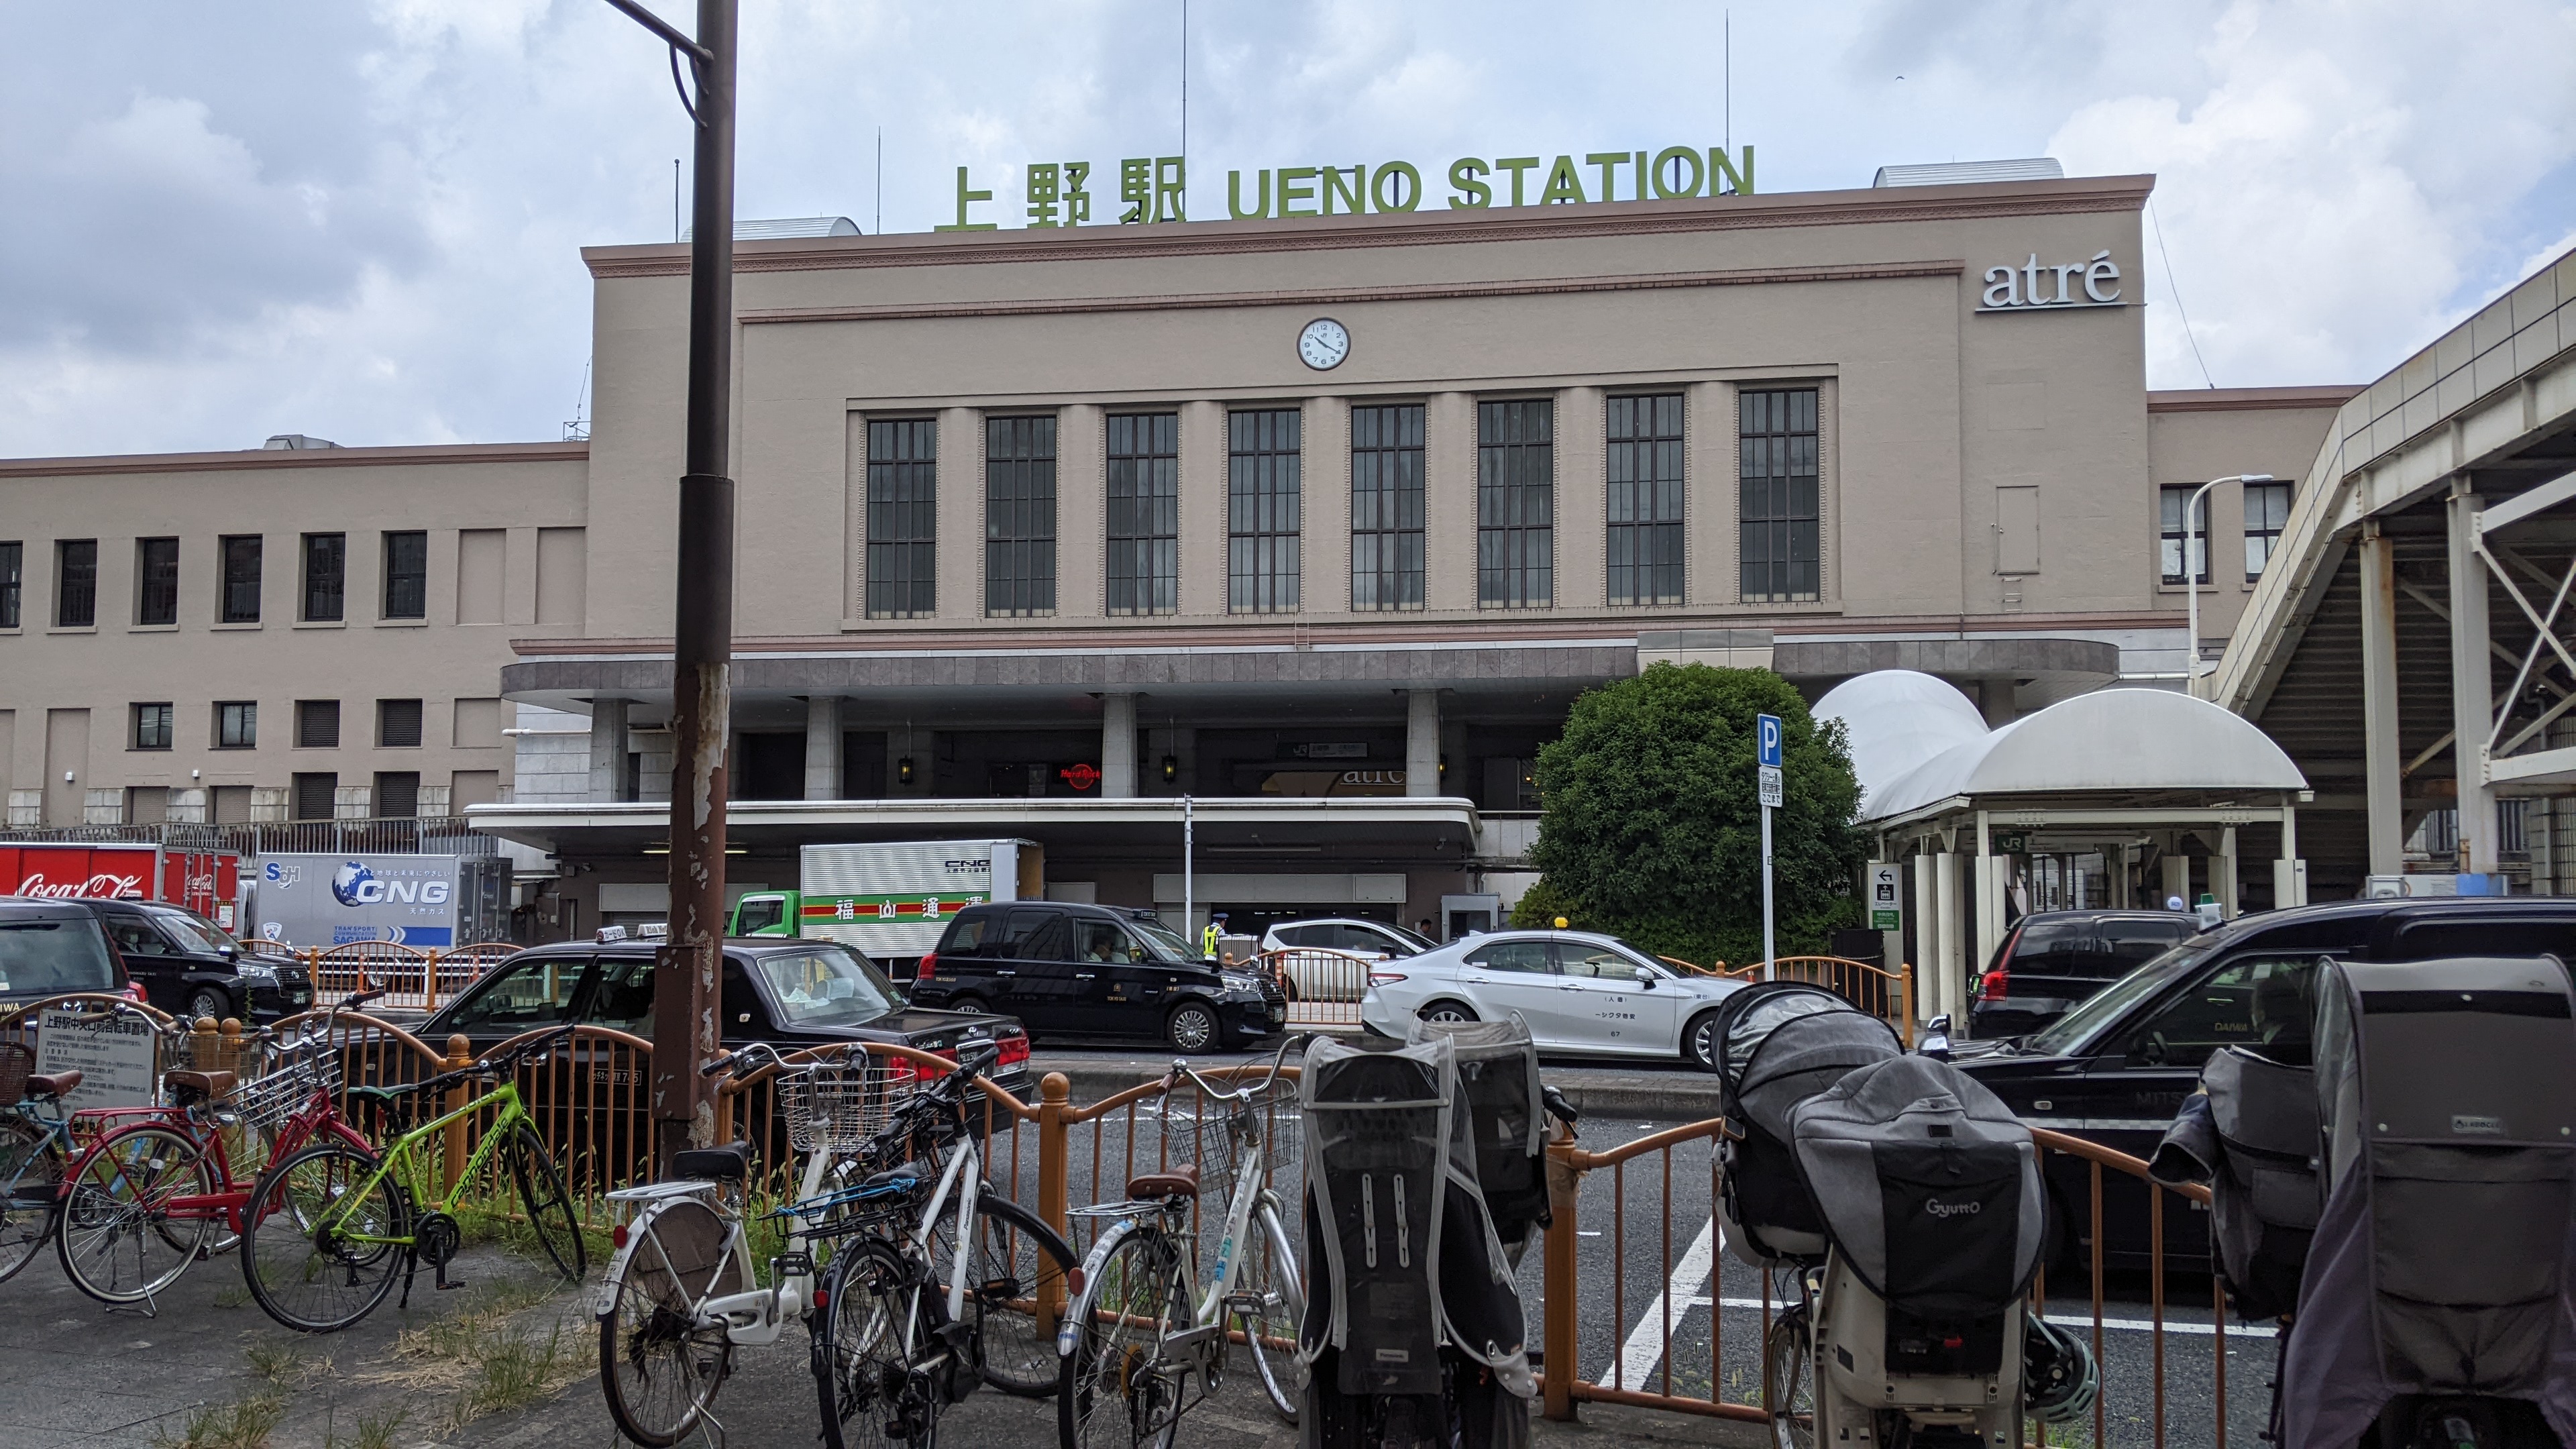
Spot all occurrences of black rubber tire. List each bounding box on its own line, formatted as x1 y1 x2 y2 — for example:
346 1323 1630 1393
240 1140 403 1333
504 1124 586 1281
1417 1000 1478 1026
1059 1230 1187 1449
599 1195 735 1448
1685 1008 1726 1072
952 1194 1080 1397
56 1122 213 1305
186 987 232 1024
1163 1001 1220 1053
816 1236 918 1449
0 1114 66 1285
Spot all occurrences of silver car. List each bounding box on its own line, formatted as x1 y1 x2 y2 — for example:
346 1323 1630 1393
1357 928 1747 1069
1260 917 1436 1002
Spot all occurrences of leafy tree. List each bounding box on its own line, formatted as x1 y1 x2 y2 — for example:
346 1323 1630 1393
1524 663 1866 967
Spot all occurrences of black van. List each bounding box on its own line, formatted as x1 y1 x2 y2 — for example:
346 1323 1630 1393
1968 908 2198 1038
912 902 1285 1051
28 897 311 1024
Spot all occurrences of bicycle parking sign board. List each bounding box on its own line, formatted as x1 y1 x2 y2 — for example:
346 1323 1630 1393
35 1008 157 1110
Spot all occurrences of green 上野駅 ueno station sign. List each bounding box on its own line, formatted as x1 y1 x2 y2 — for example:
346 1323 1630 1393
932 146 1754 231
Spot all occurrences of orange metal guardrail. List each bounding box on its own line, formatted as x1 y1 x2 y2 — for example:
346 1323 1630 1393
1725 955 1917 1046
1253 947 1375 1029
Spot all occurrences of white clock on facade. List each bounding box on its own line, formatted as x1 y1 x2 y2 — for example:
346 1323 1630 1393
1297 317 1350 370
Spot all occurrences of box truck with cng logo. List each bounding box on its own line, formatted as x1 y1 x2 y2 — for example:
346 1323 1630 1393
246 852 508 949
727 839 1040 978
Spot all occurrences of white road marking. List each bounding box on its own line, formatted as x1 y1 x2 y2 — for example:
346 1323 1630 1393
1598 1216 1720 1389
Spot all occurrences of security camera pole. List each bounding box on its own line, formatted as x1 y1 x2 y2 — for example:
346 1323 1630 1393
604 0 737 1167
1757 712 1782 981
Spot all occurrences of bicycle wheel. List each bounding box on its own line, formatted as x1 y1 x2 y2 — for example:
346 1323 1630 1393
57 1124 213 1304
1060 1228 1189 1449
600 1195 737 1448
200 1115 278 1259
934 1194 1079 1398
504 1124 586 1280
1764 1302 1816 1449
1237 1200 1307 1422
816 1236 917 1449
241 1142 405 1333
0 1115 66 1285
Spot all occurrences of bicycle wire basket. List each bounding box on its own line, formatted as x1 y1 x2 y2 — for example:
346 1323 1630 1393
0 1042 32 1108
1157 1074 1303 1205
777 1057 920 1155
229 1042 345 1133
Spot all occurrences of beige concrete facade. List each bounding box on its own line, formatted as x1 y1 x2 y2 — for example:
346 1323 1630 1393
1 172 2353 924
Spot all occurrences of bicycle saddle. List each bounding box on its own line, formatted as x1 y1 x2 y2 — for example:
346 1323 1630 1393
24 1070 81 1099
672 1141 753 1182
1126 1165 1199 1200
164 1069 235 1100
855 1169 922 1197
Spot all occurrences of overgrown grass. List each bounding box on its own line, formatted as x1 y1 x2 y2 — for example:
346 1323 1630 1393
369 1273 590 1434
321 1405 409 1449
244 1342 303 1384
151 1392 286 1449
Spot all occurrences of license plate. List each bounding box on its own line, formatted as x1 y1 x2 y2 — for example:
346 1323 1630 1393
1269 1007 1285 1021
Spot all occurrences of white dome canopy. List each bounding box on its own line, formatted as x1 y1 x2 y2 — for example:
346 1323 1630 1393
1812 670 1990 810
1859 684 2308 823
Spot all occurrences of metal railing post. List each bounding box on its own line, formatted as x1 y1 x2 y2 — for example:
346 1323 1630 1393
1542 1134 1580 1421
443 1032 474 1192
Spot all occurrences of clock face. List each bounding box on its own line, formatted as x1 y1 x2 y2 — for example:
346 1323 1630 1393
1297 317 1350 370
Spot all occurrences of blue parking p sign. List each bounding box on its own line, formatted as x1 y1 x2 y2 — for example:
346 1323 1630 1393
1757 714 1782 769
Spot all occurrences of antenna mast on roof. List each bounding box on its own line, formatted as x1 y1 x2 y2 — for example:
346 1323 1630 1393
1725 11 1731 153
672 158 680 243
1180 0 1189 216
875 127 883 233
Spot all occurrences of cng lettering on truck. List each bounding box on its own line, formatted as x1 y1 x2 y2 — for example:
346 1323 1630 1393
803 894 989 923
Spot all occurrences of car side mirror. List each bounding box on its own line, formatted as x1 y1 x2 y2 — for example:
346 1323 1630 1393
1632 966 1657 989
1919 1013 1953 1061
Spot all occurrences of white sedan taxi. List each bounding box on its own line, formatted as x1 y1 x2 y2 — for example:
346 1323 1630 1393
1358 929 1747 1069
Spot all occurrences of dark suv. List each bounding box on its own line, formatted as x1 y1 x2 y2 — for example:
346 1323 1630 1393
14 896 309 1023
912 902 1285 1052
0 900 129 1013
1969 909 2197 1038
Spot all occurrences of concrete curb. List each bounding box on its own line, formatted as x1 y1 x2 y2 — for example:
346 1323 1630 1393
1030 1056 1727 1125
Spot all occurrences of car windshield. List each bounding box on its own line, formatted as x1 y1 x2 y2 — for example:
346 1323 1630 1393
755 946 905 1027
151 910 241 957
1386 923 1438 951
1610 940 1675 974
1126 917 1198 963
2025 942 2214 1057
0 918 119 995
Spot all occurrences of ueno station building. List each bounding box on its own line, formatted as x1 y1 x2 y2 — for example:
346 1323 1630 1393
0 158 2355 945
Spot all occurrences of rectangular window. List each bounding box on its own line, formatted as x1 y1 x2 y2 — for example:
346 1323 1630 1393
377 698 423 748
865 419 938 619
0 541 19 627
1477 399 1555 608
984 415 1058 616
1607 394 1686 605
1350 404 1426 610
297 698 340 749
1227 408 1302 612
302 533 345 621
215 701 257 749
136 537 179 626
2159 486 2210 585
219 534 262 623
1739 388 1820 601
382 531 427 619
2243 482 2291 579
292 772 337 822
1107 412 1180 615
56 539 97 627
374 771 420 820
131 702 173 750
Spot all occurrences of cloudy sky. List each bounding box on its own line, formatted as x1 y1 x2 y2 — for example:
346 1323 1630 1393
4 0 2572 458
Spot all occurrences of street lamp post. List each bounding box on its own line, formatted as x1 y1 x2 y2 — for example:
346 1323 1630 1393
2182 473 2273 698
604 0 737 1166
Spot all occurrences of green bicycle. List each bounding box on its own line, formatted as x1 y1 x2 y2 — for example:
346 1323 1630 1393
239 1024 587 1332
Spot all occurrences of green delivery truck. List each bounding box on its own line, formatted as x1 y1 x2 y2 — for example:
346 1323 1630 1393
726 839 1043 980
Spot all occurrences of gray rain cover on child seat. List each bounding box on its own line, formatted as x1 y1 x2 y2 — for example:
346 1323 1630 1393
2282 955 2576 1449
1788 1053 2043 1321
1409 1015 1550 1260
2197 1046 2320 1321
1299 1034 1454 1396
1717 986 1904 1268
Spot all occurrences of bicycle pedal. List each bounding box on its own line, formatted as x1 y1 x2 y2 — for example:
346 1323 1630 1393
770 1252 814 1281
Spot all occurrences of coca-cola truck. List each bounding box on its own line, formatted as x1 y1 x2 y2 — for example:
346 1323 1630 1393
0 844 244 930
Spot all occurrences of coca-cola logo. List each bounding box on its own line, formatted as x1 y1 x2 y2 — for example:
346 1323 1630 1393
15 872 146 899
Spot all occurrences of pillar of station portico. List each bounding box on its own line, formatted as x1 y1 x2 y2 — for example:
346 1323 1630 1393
2216 825 2241 918
2449 489 2500 875
804 697 845 800
2160 851 2192 910
587 699 630 802
1405 690 1440 798
1934 852 1964 1026
1910 853 1939 1024
1102 693 1138 799
2359 525 2406 877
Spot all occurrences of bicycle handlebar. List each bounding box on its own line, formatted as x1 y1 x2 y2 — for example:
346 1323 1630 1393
1164 1030 1309 1105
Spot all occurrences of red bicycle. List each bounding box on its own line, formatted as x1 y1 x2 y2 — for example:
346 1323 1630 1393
53 991 386 1309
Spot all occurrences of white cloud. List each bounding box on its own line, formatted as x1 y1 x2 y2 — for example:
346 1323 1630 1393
0 0 2570 455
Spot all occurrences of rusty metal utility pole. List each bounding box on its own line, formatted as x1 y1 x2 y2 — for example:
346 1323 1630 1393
603 0 736 1165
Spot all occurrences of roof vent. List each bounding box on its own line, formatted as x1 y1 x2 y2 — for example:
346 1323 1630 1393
1872 158 2064 189
680 215 861 241
262 434 341 450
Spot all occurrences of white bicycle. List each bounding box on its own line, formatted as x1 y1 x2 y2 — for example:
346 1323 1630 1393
1058 1034 1309 1446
